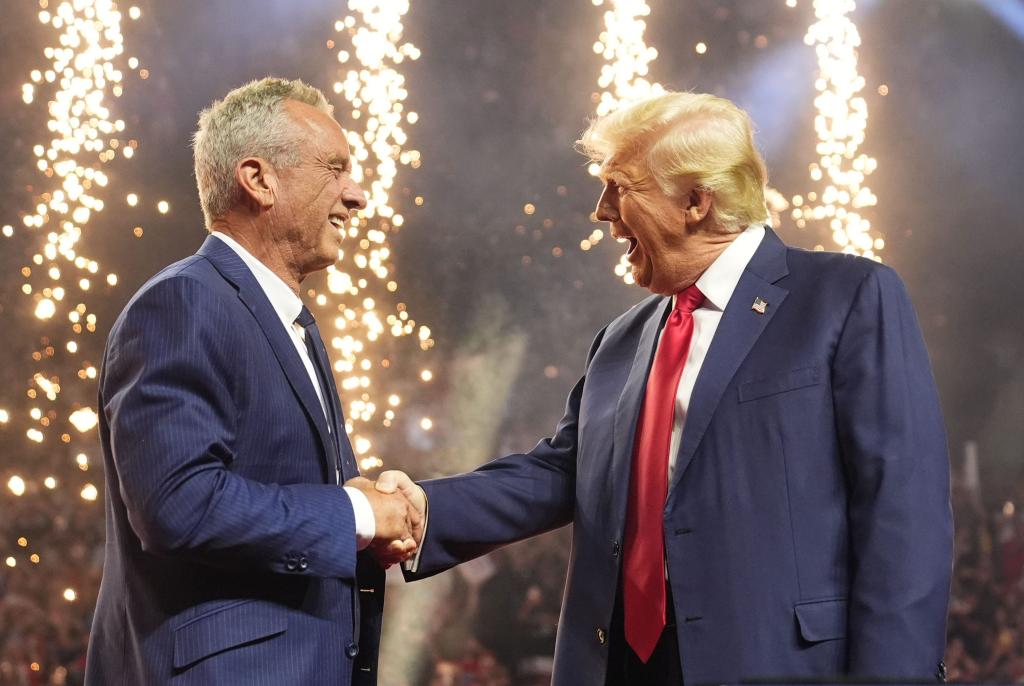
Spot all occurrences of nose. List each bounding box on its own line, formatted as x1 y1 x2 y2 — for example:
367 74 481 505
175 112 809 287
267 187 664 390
342 177 368 212
595 184 618 223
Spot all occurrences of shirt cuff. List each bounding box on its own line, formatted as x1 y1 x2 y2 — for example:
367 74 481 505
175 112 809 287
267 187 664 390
343 486 375 551
403 484 428 574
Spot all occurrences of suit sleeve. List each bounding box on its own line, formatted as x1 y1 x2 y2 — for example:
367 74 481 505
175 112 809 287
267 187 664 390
405 326 607 579
102 275 358 579
832 265 953 679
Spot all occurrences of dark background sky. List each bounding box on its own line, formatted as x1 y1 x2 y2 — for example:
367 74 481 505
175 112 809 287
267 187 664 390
2 0 1022 500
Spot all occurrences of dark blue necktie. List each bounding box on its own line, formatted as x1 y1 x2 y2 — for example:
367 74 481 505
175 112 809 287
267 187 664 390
297 309 366 645
295 305 343 480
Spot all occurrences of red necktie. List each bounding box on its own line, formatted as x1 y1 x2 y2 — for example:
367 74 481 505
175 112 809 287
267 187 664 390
624 285 704 662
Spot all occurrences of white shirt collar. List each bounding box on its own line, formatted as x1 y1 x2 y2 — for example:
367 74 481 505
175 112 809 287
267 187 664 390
211 231 304 329
674 223 765 311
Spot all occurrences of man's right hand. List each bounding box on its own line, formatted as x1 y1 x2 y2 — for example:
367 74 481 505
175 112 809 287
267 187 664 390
374 470 427 542
344 477 422 565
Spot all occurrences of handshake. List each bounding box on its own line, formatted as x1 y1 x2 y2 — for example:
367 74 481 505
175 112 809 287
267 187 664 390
344 471 426 567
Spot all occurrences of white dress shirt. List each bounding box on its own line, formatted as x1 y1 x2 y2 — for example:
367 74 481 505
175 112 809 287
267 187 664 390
211 232 375 549
662 223 765 481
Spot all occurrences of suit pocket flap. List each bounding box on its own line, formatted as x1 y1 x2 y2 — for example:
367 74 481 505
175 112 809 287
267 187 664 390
173 599 286 669
794 597 848 642
738 366 822 402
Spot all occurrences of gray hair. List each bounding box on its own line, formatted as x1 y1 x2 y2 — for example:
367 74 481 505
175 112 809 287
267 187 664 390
192 77 334 226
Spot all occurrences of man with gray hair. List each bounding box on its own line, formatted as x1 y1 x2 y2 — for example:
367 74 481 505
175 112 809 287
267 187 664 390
85 77 418 685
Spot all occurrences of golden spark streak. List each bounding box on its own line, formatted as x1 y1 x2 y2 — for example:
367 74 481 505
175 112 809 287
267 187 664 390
794 0 882 258
10 0 143 449
327 0 432 467
589 0 666 284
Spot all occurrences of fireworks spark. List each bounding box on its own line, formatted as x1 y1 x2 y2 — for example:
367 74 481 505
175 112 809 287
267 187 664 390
325 0 432 471
2 0 143 587
793 0 882 258
10 0 142 456
587 0 666 284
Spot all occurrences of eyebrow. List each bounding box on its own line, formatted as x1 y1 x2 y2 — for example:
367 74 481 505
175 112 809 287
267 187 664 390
326 155 351 170
602 169 627 185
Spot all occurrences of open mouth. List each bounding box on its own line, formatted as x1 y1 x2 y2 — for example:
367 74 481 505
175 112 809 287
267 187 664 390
328 214 347 231
625 237 638 256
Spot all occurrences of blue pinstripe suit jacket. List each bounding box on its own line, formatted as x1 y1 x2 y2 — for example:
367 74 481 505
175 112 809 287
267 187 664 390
408 228 952 685
86 236 384 685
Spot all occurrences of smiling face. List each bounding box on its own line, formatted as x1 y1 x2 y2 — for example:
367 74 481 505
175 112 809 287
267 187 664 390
272 100 367 278
595 154 701 295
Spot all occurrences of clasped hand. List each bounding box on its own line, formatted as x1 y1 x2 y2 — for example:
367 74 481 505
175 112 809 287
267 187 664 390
344 471 426 567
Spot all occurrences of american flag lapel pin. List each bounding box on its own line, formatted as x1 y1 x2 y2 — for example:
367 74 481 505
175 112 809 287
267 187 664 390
751 297 768 314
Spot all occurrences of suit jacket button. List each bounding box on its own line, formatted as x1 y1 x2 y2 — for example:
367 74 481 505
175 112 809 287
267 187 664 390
596 627 607 645
346 643 359 658
285 556 298 571
298 556 309 571
612 541 620 557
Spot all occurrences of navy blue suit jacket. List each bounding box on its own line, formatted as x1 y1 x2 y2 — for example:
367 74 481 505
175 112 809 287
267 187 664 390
408 229 952 685
86 236 384 685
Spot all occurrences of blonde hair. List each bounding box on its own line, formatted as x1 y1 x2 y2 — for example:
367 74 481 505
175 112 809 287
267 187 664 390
192 77 333 227
577 92 769 231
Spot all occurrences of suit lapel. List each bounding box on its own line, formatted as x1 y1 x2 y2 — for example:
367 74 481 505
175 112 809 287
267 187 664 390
197 236 336 481
610 298 672 524
668 228 790 495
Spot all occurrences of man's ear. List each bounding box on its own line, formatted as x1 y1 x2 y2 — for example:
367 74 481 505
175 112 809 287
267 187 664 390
235 157 276 211
685 187 713 224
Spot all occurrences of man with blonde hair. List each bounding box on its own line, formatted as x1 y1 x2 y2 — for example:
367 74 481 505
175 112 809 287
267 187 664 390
382 91 952 685
85 77 420 685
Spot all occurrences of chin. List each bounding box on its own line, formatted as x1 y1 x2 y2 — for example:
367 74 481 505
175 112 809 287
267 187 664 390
632 263 655 292
306 251 334 274
320 239 341 261
318 252 337 270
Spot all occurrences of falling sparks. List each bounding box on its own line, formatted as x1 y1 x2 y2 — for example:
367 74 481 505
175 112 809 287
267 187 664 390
588 0 667 284
591 0 664 118
793 0 882 258
325 0 433 468
2 1 142 597
9 0 142 452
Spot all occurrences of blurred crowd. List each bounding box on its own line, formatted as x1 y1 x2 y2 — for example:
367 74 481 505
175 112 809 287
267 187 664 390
0 491 102 685
2 469 1023 685
945 473 1024 683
